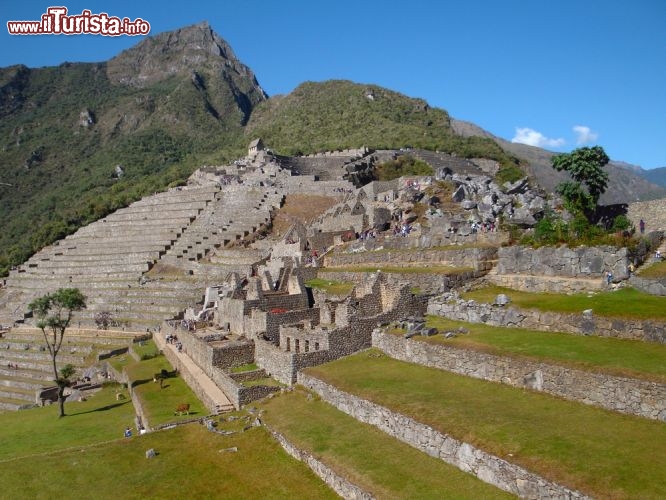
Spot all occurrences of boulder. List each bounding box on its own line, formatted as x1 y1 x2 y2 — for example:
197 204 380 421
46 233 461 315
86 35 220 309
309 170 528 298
494 294 511 306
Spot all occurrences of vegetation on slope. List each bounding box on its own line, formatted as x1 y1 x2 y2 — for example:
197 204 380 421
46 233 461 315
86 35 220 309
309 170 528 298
246 80 523 169
374 154 433 180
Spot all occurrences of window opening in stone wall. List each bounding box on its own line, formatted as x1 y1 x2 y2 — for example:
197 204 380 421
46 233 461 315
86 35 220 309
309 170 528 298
305 340 309 352
286 337 291 352
315 342 319 351
295 339 300 353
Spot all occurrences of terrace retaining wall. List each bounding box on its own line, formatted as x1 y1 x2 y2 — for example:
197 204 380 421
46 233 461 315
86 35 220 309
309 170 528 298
372 330 666 421
298 373 588 499
427 297 666 343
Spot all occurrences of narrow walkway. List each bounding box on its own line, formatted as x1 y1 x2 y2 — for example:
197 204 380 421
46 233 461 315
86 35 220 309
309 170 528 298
154 333 234 413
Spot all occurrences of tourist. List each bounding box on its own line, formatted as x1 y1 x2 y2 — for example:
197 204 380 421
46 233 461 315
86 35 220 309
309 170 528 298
640 219 645 234
124 427 132 438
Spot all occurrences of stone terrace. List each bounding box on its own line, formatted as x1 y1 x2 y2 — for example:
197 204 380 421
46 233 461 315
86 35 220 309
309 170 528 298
0 327 141 411
0 182 284 329
0 186 219 327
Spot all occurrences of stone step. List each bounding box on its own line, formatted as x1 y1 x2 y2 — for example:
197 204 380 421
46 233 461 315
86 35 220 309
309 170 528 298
0 396 32 411
103 208 204 223
0 365 54 380
46 251 162 264
4 328 141 345
0 339 95 355
0 350 88 365
0 375 48 391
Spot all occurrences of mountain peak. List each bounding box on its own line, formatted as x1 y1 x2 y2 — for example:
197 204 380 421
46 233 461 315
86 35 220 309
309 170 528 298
106 22 265 97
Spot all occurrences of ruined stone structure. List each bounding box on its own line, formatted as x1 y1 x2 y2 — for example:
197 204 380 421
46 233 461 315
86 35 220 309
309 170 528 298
212 267 424 385
489 245 630 293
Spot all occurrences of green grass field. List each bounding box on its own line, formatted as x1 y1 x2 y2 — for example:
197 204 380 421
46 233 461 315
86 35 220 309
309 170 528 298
261 388 513 499
0 385 136 461
304 350 666 499
124 355 207 427
0 416 336 499
461 285 666 320
422 316 666 383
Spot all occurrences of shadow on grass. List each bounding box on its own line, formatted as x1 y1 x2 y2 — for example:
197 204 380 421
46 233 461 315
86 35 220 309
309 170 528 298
69 400 131 416
132 378 155 387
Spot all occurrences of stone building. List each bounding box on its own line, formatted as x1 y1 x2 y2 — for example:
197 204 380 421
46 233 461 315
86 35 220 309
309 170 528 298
247 138 264 159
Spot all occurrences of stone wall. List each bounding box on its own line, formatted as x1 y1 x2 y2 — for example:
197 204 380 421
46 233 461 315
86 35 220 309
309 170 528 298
497 246 629 280
372 330 666 421
324 247 497 272
488 274 607 294
265 308 321 343
159 341 220 412
298 373 587 499
628 199 666 232
319 269 485 295
427 296 666 343
268 427 373 499
629 276 666 296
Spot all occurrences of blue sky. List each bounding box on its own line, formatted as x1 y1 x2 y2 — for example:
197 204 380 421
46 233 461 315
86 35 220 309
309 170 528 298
3 0 665 169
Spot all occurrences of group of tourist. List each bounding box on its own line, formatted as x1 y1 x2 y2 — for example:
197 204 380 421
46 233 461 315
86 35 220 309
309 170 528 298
393 223 412 237
165 332 183 352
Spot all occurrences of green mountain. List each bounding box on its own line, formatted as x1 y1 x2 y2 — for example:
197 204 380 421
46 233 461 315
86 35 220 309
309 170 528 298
245 80 519 169
0 22 266 274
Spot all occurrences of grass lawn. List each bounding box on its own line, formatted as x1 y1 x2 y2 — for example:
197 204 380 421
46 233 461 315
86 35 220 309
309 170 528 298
229 363 258 373
261 388 513 499
124 355 207 427
305 278 354 295
639 259 666 278
0 423 337 499
0 385 136 461
320 265 473 274
131 339 160 360
304 350 666 499
461 285 666 320
423 316 666 383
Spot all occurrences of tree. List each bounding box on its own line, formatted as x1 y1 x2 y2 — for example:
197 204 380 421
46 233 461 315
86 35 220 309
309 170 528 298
28 288 86 417
551 146 610 218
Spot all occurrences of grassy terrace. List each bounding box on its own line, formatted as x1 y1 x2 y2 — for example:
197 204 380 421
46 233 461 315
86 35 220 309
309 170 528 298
639 259 666 278
261 388 513 499
0 411 336 499
304 350 666 499
461 285 666 321
420 316 666 383
124 354 207 427
305 278 354 295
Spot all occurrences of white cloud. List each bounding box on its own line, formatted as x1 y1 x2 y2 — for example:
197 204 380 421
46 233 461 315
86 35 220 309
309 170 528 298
511 127 565 148
573 125 599 145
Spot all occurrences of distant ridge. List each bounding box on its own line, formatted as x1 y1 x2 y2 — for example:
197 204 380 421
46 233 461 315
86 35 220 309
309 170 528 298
451 119 666 204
